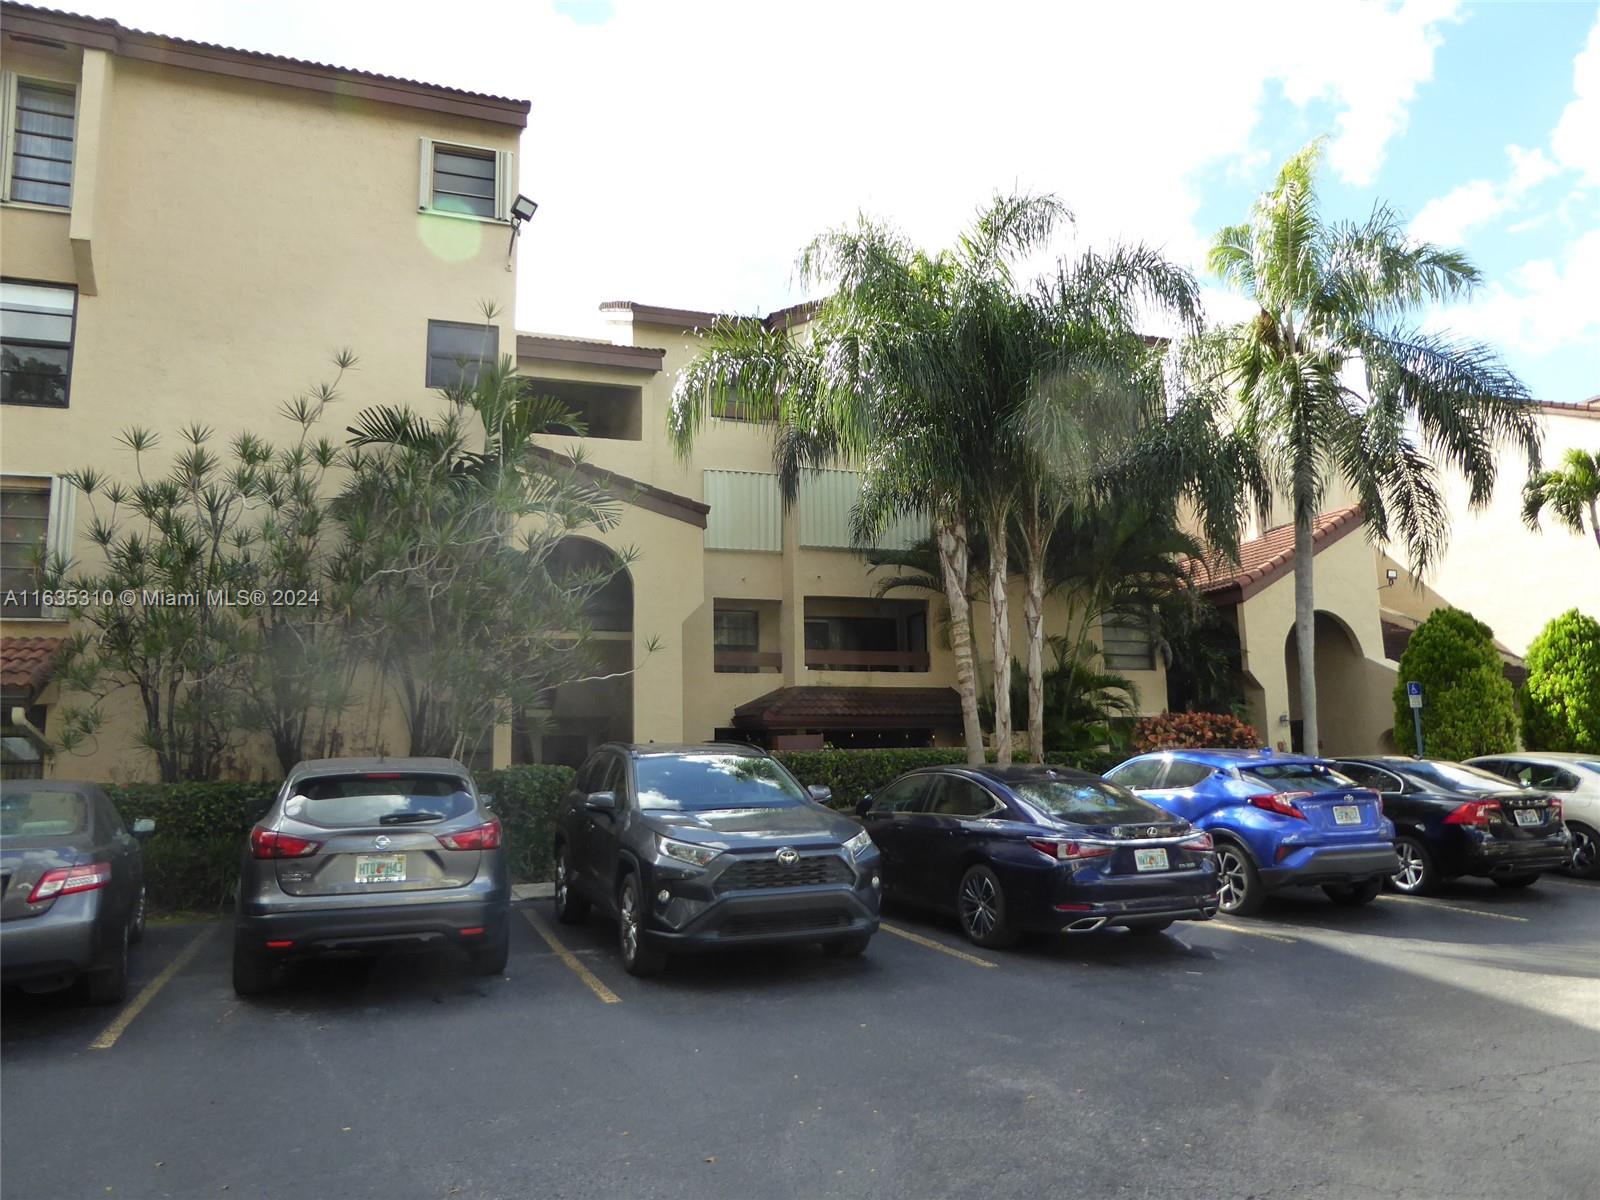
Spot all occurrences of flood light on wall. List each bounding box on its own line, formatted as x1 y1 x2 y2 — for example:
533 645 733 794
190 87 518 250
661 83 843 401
1383 568 1399 588
506 193 539 267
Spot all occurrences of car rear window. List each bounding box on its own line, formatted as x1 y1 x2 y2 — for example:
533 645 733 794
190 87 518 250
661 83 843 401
635 753 807 811
1240 763 1354 793
285 774 474 829
1402 761 1522 795
1009 777 1170 824
0 788 89 838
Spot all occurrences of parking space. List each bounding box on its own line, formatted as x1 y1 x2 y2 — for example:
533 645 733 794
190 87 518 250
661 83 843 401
2 879 1597 1199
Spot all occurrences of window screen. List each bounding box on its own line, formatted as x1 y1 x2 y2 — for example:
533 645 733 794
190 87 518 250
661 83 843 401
0 484 50 616
2 281 75 407
10 81 75 207
426 319 498 389
431 145 496 218
1102 611 1155 671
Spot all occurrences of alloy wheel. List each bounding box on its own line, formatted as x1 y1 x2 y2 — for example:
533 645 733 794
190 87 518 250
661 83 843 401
619 881 640 963
1571 826 1597 876
1217 849 1247 912
959 873 998 940
1394 841 1426 892
555 853 569 910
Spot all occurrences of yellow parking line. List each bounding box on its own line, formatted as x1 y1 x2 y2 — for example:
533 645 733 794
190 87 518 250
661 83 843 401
90 926 214 1051
520 907 621 1004
1208 919 1299 945
1377 894 1529 923
879 922 997 968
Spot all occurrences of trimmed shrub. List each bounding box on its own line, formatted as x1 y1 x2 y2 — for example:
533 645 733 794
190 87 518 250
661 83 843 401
1132 711 1261 752
1520 609 1600 752
478 764 575 884
1392 607 1517 760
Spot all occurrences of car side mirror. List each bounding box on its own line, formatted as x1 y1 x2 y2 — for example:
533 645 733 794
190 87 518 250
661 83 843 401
807 784 833 804
584 790 617 813
855 795 873 818
131 818 156 836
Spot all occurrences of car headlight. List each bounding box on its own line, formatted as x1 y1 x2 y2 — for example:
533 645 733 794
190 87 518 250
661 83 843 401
658 836 720 868
844 828 873 859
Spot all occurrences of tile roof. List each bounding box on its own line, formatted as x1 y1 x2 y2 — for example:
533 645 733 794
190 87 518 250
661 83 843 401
0 636 67 696
599 299 822 333
1185 506 1365 600
733 686 962 731
2 4 530 126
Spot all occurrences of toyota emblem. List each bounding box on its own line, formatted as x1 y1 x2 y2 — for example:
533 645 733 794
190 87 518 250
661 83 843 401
374 835 391 850
776 847 800 867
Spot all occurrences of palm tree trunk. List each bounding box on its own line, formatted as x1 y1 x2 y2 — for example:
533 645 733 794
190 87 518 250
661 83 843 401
1024 549 1046 764
936 519 985 765
987 511 1013 767
1292 513 1319 754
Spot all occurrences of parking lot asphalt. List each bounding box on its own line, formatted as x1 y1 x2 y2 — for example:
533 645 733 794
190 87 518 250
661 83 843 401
3 877 1597 1200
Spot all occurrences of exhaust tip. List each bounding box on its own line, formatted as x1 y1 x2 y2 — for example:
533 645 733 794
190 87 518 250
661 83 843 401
1065 917 1107 933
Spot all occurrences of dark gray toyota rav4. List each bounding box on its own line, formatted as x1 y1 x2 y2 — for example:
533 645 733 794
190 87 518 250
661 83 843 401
552 743 881 975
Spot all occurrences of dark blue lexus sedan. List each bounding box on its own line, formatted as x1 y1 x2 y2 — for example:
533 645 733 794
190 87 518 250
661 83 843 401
857 765 1220 948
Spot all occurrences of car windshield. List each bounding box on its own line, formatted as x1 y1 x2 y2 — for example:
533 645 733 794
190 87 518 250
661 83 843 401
0 788 89 838
635 753 808 811
285 773 475 828
1008 777 1171 825
1240 763 1355 793
1403 761 1521 794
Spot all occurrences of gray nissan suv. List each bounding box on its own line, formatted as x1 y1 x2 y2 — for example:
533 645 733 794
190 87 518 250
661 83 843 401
233 758 510 995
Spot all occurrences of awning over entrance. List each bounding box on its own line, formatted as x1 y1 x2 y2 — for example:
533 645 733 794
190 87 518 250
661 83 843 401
1 637 65 780
732 686 962 732
1 637 66 703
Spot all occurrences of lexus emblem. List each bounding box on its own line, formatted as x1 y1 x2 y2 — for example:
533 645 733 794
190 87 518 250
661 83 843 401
776 847 800 867
374 835 391 850
1147 827 1159 838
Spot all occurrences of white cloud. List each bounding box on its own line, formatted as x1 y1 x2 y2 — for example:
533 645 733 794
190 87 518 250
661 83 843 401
1551 12 1600 183
1431 228 1600 358
1409 145 1556 244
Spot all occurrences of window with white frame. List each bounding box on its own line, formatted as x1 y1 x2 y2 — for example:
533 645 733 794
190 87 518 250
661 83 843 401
1 280 76 407
1 477 74 619
418 138 514 221
2 74 76 207
426 319 498 389
1102 610 1156 672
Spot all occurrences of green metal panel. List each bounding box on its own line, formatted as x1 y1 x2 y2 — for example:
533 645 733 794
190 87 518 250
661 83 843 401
704 470 782 551
797 470 930 550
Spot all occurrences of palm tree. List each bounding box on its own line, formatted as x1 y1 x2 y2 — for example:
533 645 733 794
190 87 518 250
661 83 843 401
1523 447 1600 553
670 196 1066 764
1204 139 1541 752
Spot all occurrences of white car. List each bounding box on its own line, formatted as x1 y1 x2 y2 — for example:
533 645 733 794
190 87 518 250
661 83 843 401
1467 752 1600 880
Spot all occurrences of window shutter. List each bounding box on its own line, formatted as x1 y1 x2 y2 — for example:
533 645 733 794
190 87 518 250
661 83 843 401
418 136 433 210
495 149 515 221
41 476 75 619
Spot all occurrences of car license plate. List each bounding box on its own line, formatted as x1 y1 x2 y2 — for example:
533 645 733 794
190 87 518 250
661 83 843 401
1134 848 1169 872
1333 805 1361 825
1514 808 1541 827
354 854 406 883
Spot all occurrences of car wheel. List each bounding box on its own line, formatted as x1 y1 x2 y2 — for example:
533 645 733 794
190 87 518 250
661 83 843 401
956 865 1019 949
1214 841 1265 916
822 934 872 958
467 922 510 977
1564 822 1600 880
83 924 129 1006
1125 919 1175 936
552 846 590 925
1389 835 1437 895
128 885 148 945
617 873 666 977
1323 877 1383 905
231 933 276 997
1493 872 1540 889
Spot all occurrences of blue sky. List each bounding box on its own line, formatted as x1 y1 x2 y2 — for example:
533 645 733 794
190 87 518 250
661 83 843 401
85 0 1600 403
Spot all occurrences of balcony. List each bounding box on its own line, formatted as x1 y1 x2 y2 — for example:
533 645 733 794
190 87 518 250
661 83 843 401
803 598 929 675
803 648 929 672
714 649 783 673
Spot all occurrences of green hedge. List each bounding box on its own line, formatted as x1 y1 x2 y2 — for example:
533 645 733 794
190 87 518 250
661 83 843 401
107 748 1126 912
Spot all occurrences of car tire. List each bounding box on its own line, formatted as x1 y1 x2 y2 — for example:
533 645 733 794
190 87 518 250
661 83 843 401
1493 872 1540 889
467 922 510 976
1125 919 1175 936
231 934 276 997
1389 835 1437 895
1563 822 1600 880
1215 841 1266 916
956 864 1019 949
823 933 872 958
1323 877 1383 906
82 924 130 1006
617 873 667 977
128 885 148 945
552 846 590 926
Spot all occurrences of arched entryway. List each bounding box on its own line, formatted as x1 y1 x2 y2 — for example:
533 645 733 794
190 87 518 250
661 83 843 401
1283 612 1367 755
513 537 634 767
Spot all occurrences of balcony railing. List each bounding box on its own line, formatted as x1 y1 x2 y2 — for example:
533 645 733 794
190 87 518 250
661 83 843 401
804 649 930 672
714 649 783 673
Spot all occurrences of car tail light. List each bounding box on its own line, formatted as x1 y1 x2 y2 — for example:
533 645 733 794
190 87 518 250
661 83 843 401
250 826 322 858
1181 830 1214 851
1444 801 1501 827
1028 839 1113 862
27 862 112 903
437 818 502 851
1248 791 1309 819
1549 798 1562 820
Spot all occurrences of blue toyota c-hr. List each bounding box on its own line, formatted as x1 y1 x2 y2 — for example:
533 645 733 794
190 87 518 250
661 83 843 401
1103 750 1397 916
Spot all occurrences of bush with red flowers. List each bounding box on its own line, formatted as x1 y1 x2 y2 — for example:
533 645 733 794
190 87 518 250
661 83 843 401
1131 711 1261 752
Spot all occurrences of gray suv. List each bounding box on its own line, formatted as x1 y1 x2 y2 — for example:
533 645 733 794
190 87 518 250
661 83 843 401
233 758 510 995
